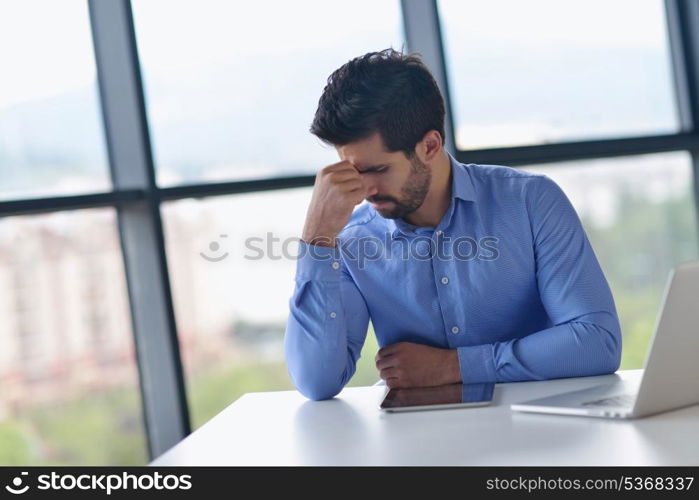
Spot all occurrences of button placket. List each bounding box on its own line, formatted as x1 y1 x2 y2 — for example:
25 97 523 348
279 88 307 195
432 230 460 345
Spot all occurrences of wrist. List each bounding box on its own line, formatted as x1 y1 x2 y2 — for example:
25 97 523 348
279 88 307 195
444 349 461 385
301 235 337 247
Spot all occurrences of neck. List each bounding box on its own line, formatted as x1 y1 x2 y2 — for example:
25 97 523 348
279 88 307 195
404 150 452 227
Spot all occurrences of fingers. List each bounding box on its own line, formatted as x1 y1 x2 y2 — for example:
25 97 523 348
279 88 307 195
324 166 367 198
324 159 359 174
327 169 360 184
317 162 360 189
376 342 402 361
385 377 402 389
375 356 396 371
338 179 364 193
378 359 410 389
379 367 402 388
379 366 396 378
346 181 368 202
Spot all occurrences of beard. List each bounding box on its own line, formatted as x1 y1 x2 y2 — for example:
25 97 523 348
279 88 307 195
369 155 432 219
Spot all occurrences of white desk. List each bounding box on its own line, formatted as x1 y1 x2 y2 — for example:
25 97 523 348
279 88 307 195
151 370 699 466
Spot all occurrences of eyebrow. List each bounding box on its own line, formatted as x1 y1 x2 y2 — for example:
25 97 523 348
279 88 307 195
356 164 391 173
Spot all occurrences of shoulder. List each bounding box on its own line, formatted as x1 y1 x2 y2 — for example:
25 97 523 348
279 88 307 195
466 163 560 199
467 163 544 186
467 162 536 180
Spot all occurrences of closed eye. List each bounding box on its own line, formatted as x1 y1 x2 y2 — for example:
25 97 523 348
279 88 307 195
359 166 389 174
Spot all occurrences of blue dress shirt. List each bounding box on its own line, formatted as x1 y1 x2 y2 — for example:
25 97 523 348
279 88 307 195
285 153 622 400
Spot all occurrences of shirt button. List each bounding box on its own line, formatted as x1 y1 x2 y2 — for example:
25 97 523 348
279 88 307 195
441 276 449 285
436 230 443 236
451 326 460 334
331 262 340 270
330 312 337 318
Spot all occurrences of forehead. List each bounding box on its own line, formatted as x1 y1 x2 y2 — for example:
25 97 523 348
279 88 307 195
336 132 406 168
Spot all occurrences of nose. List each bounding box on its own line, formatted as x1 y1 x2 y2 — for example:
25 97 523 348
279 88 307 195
364 183 379 198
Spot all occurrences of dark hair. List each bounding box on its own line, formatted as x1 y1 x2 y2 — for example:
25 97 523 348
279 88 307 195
310 48 446 157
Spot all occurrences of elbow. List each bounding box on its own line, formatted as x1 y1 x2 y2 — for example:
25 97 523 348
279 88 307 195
290 371 343 401
607 341 622 374
602 317 622 374
597 342 621 375
579 318 622 376
299 384 341 402
283 321 351 401
607 328 622 373
284 342 345 401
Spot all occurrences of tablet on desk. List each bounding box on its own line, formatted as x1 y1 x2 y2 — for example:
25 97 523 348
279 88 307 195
380 382 495 412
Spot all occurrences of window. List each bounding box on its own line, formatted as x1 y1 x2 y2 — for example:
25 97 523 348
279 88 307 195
438 0 679 150
0 209 146 465
0 0 109 200
132 0 404 185
523 152 698 368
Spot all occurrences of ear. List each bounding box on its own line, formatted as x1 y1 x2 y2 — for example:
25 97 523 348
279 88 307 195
414 130 443 163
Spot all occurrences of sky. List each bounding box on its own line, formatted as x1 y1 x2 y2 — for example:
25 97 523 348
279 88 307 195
0 0 96 109
0 0 669 108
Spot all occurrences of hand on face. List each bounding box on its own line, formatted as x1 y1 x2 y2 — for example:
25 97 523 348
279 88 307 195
301 160 370 247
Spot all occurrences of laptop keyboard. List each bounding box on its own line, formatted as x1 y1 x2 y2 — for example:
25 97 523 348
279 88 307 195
582 393 635 407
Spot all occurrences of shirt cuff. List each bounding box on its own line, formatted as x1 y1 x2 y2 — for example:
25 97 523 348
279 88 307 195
295 240 342 282
457 344 497 384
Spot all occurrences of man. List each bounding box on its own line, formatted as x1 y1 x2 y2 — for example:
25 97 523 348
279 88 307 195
285 48 621 401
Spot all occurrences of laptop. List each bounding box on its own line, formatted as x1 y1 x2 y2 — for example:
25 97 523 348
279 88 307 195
511 261 699 419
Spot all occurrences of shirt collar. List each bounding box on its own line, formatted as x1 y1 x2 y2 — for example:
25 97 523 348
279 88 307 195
384 152 476 239
449 151 477 202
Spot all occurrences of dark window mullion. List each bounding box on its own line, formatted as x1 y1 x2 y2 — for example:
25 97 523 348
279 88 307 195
88 0 190 461
665 0 699 242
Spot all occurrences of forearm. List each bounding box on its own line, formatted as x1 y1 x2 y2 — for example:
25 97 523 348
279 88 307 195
457 312 622 384
285 279 355 400
284 242 369 400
